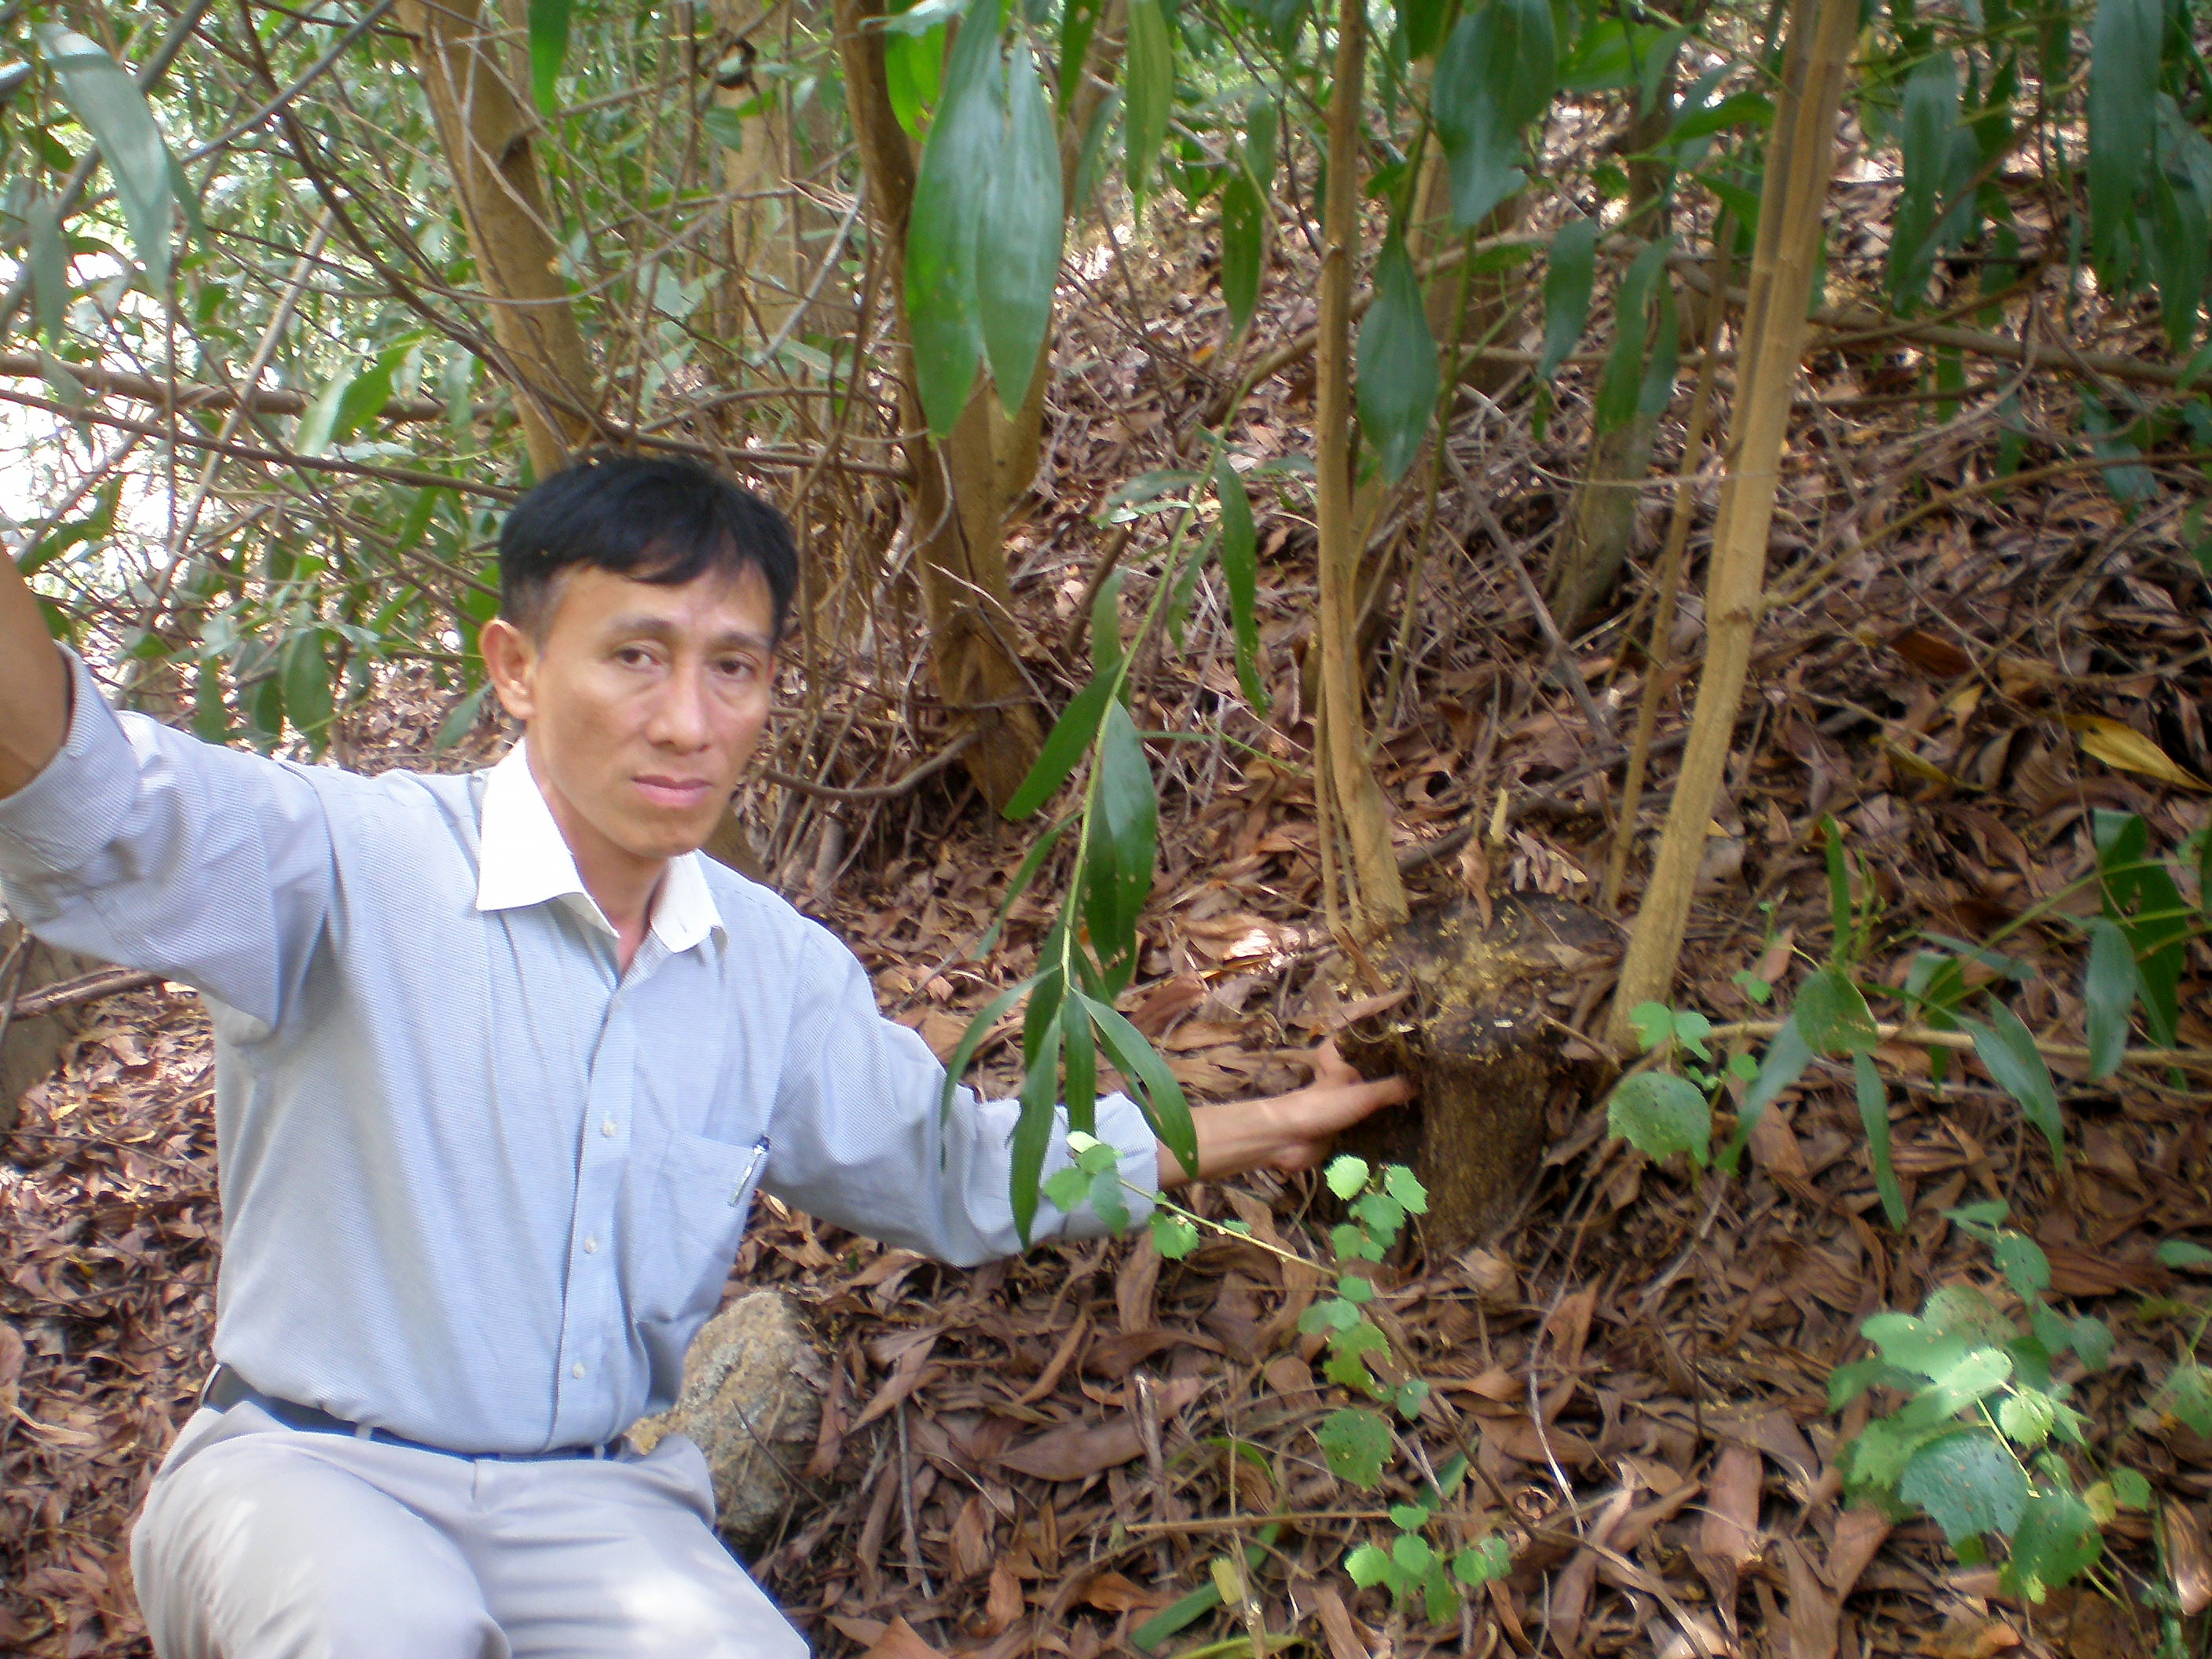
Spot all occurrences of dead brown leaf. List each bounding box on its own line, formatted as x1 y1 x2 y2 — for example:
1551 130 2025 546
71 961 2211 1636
860 1617 950 1659
2165 1502 2212 1617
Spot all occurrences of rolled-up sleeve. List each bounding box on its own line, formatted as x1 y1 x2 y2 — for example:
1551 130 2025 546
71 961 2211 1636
764 928 1160 1265
0 649 336 1033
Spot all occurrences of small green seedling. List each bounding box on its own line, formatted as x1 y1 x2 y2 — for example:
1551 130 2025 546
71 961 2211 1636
1833 1205 2138 1603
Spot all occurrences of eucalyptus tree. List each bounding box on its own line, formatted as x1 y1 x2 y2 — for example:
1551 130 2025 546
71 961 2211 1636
6 0 2211 1245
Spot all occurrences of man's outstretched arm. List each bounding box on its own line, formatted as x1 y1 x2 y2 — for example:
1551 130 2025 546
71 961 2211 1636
0 547 71 797
1164 1040 1415 1187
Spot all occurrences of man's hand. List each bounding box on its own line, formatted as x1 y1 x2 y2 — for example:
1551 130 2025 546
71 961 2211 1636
1157 1039 1415 1188
0 546 70 798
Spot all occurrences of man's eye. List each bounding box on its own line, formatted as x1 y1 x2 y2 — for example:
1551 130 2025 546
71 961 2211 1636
615 646 655 668
718 657 758 679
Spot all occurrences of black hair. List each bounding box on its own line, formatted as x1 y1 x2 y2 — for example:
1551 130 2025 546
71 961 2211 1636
497 451 800 639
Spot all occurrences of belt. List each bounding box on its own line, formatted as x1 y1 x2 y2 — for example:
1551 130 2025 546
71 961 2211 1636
200 1364 620 1461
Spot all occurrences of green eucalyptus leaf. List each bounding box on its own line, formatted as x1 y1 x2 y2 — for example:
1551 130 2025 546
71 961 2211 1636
1003 672 1116 819
1122 0 1173 198
1855 1051 1906 1229
976 41 1062 417
2086 0 2159 280
1430 0 1555 229
37 27 174 294
1212 450 1269 712
1082 993 1196 1177
1959 1006 2063 1160
905 0 1003 435
1536 217 1597 381
1720 1013 1811 1176
1220 172 1264 339
2082 917 2139 1082
1355 231 1440 484
527 0 573 112
1011 999 1064 1245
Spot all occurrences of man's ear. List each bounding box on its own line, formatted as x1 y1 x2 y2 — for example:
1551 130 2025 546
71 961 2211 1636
479 617 539 723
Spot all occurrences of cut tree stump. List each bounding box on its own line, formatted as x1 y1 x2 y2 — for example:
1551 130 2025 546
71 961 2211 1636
2 915 105 1139
1332 895 1620 1250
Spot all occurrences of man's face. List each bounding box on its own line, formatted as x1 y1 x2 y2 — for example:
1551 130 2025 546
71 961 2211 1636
483 564 776 874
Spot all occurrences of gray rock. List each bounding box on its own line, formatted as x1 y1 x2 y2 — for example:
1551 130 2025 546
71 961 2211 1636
628 1288 830 1550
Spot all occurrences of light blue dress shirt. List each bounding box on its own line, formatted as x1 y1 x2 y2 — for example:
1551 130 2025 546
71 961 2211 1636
0 652 1156 1455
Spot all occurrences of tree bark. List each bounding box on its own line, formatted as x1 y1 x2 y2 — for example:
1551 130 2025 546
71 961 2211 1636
1546 90 1679 635
831 0 1043 811
1606 0 1857 1044
1313 0 1407 942
397 0 599 478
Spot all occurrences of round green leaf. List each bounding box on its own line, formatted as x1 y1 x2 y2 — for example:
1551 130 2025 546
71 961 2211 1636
1898 1432 2027 1546
1605 1071 1711 1168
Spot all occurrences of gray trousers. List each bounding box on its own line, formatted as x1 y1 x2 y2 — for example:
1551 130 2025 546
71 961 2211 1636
130 1402 811 1659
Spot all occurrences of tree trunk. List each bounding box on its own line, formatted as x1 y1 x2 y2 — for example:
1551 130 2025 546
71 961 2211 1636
397 0 598 478
1408 149 1522 399
710 0 806 355
1313 0 1406 942
831 0 1042 811
1546 91 1679 635
1607 0 1857 1043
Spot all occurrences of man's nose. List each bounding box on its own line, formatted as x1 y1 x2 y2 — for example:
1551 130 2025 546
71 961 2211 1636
645 665 712 749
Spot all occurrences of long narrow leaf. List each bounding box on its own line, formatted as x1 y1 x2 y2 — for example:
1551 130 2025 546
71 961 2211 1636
1122 0 1173 198
527 0 573 113
936 972 1040 1120
2082 917 2139 1081
976 817 1070 954
1004 672 1116 819
1430 0 1556 229
1213 449 1269 712
1085 993 1196 1176
1012 1002 1065 1245
976 41 1062 416
1356 231 1441 482
1720 1013 1810 1174
1090 701 1158 983
1961 1007 2064 1160
2086 0 2160 278
1536 218 1596 380
1063 998 1098 1136
1593 238 1671 433
906 0 1004 434
1855 1051 1906 1229
1220 172 1264 339
38 27 175 293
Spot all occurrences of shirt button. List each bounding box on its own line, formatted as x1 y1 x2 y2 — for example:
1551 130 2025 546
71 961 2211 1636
600 1120 616 1137
582 1236 598 1254
571 1362 585 1379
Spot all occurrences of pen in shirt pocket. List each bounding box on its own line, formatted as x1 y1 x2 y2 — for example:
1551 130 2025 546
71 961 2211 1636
731 1136 770 1206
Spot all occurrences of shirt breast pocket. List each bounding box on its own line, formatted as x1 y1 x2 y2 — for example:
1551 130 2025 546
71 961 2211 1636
634 1127 768 1325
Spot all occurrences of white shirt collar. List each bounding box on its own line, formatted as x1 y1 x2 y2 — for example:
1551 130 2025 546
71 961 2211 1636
474 740 723 955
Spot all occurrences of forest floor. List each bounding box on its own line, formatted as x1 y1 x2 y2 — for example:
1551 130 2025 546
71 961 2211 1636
5 220 2212 1658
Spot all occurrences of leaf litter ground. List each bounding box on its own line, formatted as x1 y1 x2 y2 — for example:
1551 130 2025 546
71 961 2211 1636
5 222 2212 1659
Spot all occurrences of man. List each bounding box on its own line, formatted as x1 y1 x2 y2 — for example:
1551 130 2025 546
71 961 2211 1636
0 453 1410 1658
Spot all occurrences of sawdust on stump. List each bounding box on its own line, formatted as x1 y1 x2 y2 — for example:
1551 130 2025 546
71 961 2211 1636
1331 894 1620 1249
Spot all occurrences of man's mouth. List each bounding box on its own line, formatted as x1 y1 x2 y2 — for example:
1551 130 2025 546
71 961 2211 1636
633 775 716 811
